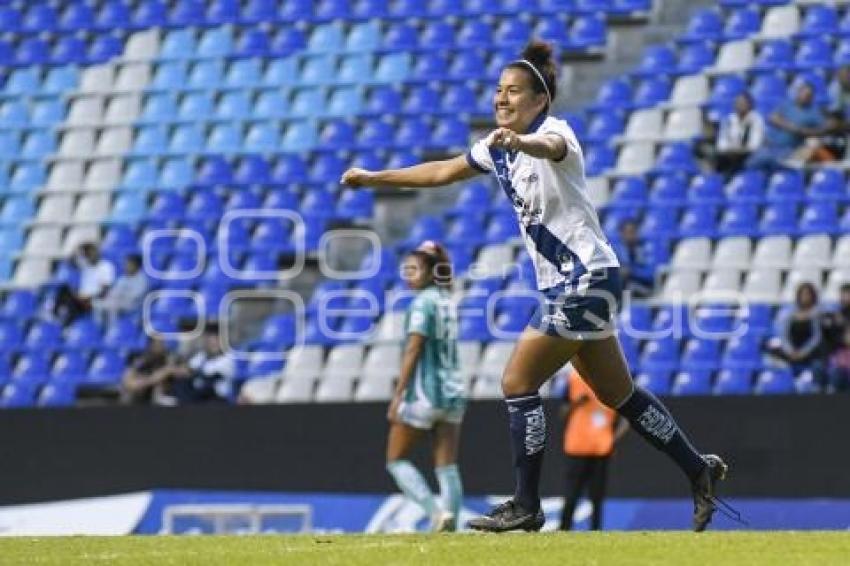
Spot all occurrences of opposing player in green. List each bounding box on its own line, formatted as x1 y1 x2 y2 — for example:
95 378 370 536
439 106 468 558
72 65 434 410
385 241 464 532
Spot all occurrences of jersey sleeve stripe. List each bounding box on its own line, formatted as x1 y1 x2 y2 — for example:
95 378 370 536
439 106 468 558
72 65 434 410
465 151 489 174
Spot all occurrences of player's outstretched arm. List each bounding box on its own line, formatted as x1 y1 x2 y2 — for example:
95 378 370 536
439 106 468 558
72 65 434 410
340 155 478 190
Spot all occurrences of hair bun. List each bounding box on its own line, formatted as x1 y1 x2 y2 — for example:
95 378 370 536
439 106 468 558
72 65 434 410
521 40 555 69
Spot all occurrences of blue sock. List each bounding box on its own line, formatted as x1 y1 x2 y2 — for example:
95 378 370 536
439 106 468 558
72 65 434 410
617 386 706 481
387 460 436 516
435 464 463 519
506 393 546 512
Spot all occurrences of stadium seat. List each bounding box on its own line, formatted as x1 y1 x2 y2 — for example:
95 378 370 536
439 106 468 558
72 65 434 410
672 370 713 396
635 371 672 395
755 368 795 395
714 369 753 395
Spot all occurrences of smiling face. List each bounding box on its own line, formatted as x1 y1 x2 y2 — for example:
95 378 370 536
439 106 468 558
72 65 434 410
493 67 548 133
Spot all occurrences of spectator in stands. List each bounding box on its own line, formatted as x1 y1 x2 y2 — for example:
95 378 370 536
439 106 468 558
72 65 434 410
826 327 850 393
828 65 850 119
766 282 824 378
612 219 653 299
746 81 825 171
559 368 628 531
821 283 850 355
53 242 115 325
714 93 764 176
93 254 148 327
120 337 183 404
163 325 235 405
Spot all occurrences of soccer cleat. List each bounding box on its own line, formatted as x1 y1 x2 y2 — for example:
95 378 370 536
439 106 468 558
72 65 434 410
692 453 729 532
467 499 545 533
432 512 457 533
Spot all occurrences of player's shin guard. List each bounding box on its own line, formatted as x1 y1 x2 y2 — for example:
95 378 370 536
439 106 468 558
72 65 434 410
616 385 706 481
435 464 463 520
387 460 436 516
506 393 547 512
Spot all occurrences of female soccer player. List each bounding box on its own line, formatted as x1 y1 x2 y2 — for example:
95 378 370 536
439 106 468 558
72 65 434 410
385 241 465 532
343 41 727 533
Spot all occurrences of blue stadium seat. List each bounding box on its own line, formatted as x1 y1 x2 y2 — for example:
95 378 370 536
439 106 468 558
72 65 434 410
97 1 131 30
52 36 87 65
148 191 185 221
721 335 762 370
754 39 794 71
592 78 633 111
430 117 469 148
396 117 432 148
0 382 36 408
807 169 846 201
795 38 833 69
586 112 625 144
6 68 41 95
719 204 759 237
178 92 214 121
755 368 795 395
713 368 752 395
632 76 671 108
640 337 680 372
31 98 65 126
308 23 345 52
0 320 24 351
189 60 224 89
84 351 126 386
206 0 239 25
679 205 718 238
374 52 411 82
798 4 838 37
723 6 761 39
751 73 787 112
121 159 157 189
354 0 389 19
636 371 672 395
312 154 347 184
0 196 33 224
450 51 487 81
677 42 714 73
680 338 721 370
653 143 698 175
688 174 725 205
486 212 521 243
187 191 224 221
196 157 234 187
681 8 723 42
272 155 309 184
160 29 196 59
64 318 102 350
245 122 281 152
168 0 206 27
640 208 678 239
43 66 79 94
254 90 289 119
133 126 168 156
0 290 36 320
207 123 243 153
169 124 204 154
240 0 276 23
346 21 381 51
0 6 21 32
449 182 491 215
17 36 50 66
270 28 306 57
672 369 713 396
535 18 570 46
13 352 51 388
358 119 394 150
726 170 765 203
799 202 839 234
231 156 268 186
760 203 799 236
38 381 77 407
496 19 532 47
584 145 615 175
337 189 375 220
88 34 122 63
650 174 688 207
23 4 58 33
608 177 649 208
26 321 62 350
236 28 270 58
225 59 261 88
766 170 805 203
620 303 653 333
636 44 677 76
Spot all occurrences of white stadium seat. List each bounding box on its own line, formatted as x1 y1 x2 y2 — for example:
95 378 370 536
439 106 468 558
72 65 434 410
663 108 703 140
275 376 315 403
13 258 52 287
361 344 401 379
62 226 101 255
473 244 515 278
354 374 395 402
759 5 800 39
458 341 482 381
792 235 832 270
46 162 84 191
660 271 702 303
671 238 712 270
23 226 62 255
711 40 754 74
824 269 850 303
282 345 324 380
702 269 742 297
615 142 655 176
624 109 663 140
712 237 752 270
240 377 281 404
669 75 709 106
96 127 133 156
752 236 793 269
313 375 355 403
742 269 782 303
476 342 513 379
114 63 151 91
322 344 365 380
470 375 503 399
104 94 141 124
59 129 95 155
370 311 405 343
74 193 112 222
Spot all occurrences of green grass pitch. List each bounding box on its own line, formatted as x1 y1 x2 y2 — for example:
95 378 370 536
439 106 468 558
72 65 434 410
1 532 848 565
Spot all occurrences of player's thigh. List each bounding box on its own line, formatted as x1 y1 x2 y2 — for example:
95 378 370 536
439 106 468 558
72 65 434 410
432 421 461 467
386 421 426 463
502 327 583 396
571 335 635 408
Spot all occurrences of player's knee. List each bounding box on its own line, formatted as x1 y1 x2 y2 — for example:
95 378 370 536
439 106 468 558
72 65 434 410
500 372 536 398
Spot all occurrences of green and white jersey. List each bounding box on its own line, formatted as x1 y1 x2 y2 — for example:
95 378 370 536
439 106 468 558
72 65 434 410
403 285 464 410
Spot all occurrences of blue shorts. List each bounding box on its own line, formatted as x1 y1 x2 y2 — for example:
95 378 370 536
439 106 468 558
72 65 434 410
528 268 621 339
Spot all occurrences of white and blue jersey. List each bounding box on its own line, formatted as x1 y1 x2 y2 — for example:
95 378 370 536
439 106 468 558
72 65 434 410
465 114 619 293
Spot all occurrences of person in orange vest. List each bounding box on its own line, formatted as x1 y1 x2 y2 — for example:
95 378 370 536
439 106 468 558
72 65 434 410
559 367 629 531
